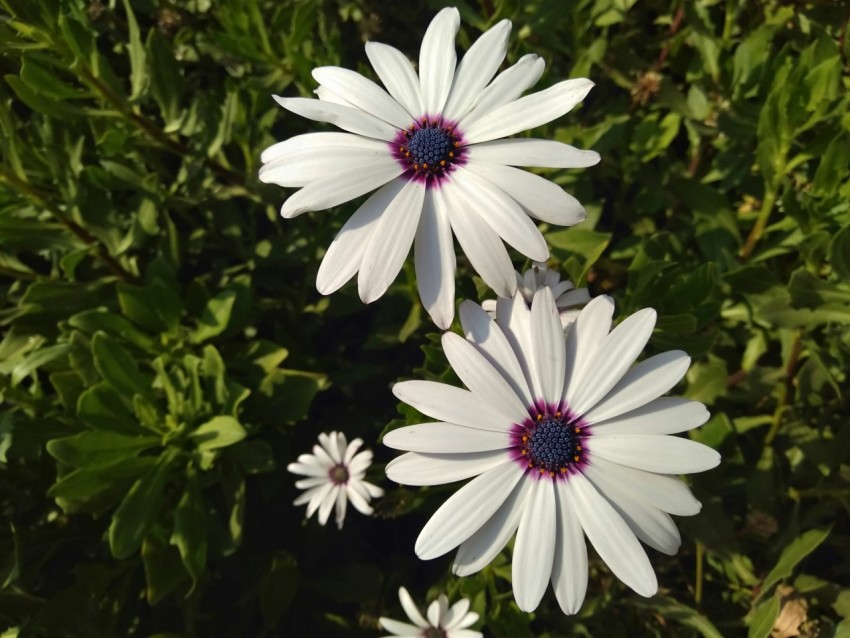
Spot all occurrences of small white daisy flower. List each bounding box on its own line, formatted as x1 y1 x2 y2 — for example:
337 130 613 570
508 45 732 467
482 262 590 329
384 290 720 614
379 586 482 638
259 7 600 329
287 431 383 529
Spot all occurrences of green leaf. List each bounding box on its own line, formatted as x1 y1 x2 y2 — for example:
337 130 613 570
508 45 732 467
830 224 850 281
10 343 71 386
47 431 159 470
191 289 237 342
189 416 246 452
142 530 188 606
170 475 207 593
120 0 148 100
748 594 780 638
147 29 182 131
756 527 831 602
19 58 85 100
546 229 611 283
77 381 139 434
91 332 154 401
109 449 178 559
49 456 157 512
69 309 157 352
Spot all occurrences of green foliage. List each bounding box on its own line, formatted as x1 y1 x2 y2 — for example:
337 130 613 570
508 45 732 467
0 0 847 636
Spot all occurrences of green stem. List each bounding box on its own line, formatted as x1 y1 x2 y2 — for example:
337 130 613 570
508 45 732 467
695 542 704 605
739 188 777 262
763 330 802 446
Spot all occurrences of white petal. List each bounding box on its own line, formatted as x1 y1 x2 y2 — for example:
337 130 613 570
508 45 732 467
314 84 352 107
273 95 397 140
319 199 380 291
419 7 460 115
287 461 327 478
590 397 709 436
463 78 595 144
442 178 516 298
464 161 586 226
383 422 508 453
459 300 534 407
345 482 373 515
312 66 411 129
530 288 566 403
398 587 429 628
427 597 446 629
415 188 456 329
451 166 549 261
379 617 420 635
392 380 516 432
589 457 702 516
359 179 424 303
415 462 523 560
334 485 348 528
467 139 600 168
442 598 471 629
590 435 721 474
563 295 615 404
513 478 556 612
453 477 529 576
496 293 535 397
316 484 339 525
460 54 545 127
261 131 387 164
280 159 403 218
295 477 327 489
568 308 657 416
442 332 529 423
551 482 588 614
583 351 692 423
386 451 508 486
443 20 511 121
366 42 423 117
569 473 657 597
584 464 681 555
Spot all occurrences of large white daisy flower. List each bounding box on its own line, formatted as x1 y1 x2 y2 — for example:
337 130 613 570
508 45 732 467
287 431 383 529
482 262 590 328
259 7 600 329
379 586 482 638
384 290 720 613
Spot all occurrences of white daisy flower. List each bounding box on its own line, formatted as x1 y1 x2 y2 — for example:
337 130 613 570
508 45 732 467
379 586 482 638
383 290 720 613
287 431 383 529
259 7 600 329
482 262 590 328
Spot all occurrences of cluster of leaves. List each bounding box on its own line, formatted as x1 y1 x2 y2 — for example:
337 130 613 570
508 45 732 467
0 0 847 636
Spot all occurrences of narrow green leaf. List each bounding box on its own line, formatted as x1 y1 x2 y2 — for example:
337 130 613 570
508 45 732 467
190 416 246 452
10 343 71 386
748 595 780 638
91 332 154 401
120 0 148 100
170 475 207 593
47 431 159 470
756 527 831 602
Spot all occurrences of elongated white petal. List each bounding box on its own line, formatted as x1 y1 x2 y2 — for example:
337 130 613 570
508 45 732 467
442 332 529 423
273 95 397 140
443 20 511 121
393 380 515 432
530 288 566 403
593 457 700 516
563 295 615 402
398 587 429 628
583 352 692 424
497 293 535 396
590 397 709 436
415 188 455 329
261 131 386 164
467 139 600 168
464 161 586 226
366 42 423 117
551 482 588 614
314 84 352 107
316 180 401 294
419 7 460 115
416 462 523 559
569 473 657 597
453 475 530 576
386 451 507 486
383 422 508 453
359 179 425 303
513 478 556 611
463 78 594 144
260 146 390 188
280 158 403 218
591 434 721 474
459 300 534 406
460 54 545 127
568 308 657 416
443 598 472 629
313 66 411 129
379 617 420 635
585 465 681 555
317 485 339 525
451 166 549 261
345 482 373 515
442 178 516 298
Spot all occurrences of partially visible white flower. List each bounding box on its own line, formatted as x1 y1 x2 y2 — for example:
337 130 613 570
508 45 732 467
379 586 482 638
482 262 590 328
384 290 721 614
287 431 383 529
259 7 599 329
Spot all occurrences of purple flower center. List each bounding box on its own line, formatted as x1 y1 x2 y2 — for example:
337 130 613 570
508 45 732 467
392 117 466 186
423 628 446 638
514 409 587 479
328 463 349 485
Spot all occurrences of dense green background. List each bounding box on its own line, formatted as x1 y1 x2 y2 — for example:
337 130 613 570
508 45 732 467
1 0 848 636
